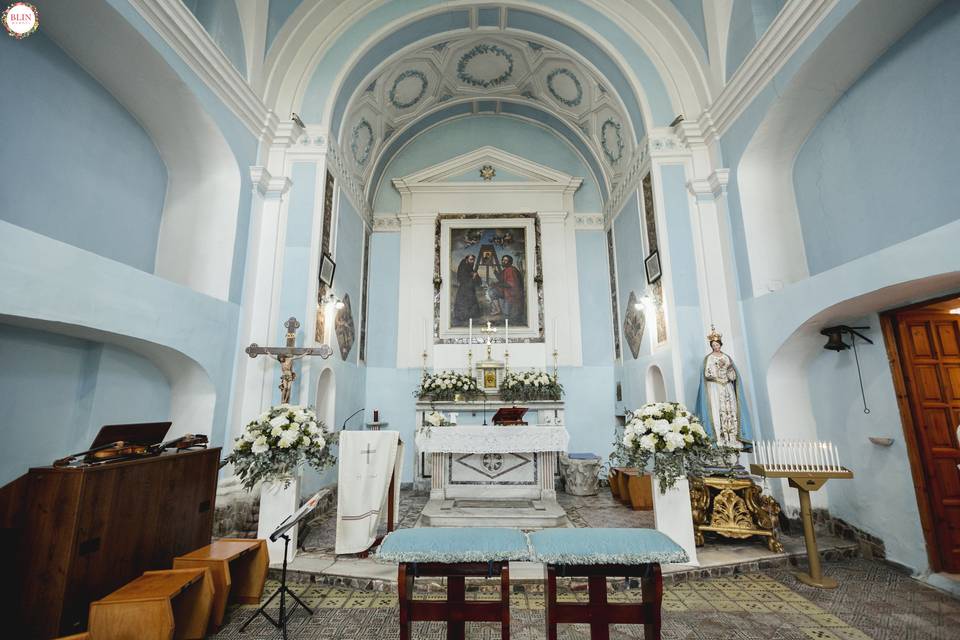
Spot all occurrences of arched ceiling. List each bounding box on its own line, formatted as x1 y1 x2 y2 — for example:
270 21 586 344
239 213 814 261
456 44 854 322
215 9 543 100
263 1 715 211
344 34 635 201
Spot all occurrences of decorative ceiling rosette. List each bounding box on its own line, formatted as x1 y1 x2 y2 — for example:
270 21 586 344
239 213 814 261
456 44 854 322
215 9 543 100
351 118 374 166
601 118 624 164
456 43 514 88
546 67 583 107
388 69 429 109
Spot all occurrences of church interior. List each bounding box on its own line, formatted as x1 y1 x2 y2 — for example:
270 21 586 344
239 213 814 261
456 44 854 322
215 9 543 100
2 0 959 638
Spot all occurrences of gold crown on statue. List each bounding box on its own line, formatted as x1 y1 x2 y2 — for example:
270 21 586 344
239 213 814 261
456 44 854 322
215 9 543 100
706 325 723 344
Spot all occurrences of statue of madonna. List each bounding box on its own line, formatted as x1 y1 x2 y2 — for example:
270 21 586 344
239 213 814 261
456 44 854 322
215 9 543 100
695 326 753 451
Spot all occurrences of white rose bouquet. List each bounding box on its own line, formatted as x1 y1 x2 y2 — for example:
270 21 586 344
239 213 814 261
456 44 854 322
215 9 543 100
415 370 481 401
226 404 337 490
499 370 564 402
615 402 711 492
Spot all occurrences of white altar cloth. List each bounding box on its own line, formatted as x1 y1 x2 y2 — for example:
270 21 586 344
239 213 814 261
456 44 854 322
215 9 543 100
415 425 569 454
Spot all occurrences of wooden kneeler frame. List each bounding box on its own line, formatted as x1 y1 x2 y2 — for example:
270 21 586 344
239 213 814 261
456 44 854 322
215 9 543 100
544 563 663 640
398 562 511 640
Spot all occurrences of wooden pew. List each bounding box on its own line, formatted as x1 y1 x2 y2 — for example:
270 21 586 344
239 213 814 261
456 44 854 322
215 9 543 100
173 538 269 630
87 568 214 640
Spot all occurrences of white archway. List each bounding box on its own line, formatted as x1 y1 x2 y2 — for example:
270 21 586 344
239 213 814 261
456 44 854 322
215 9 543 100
315 367 337 430
645 364 667 402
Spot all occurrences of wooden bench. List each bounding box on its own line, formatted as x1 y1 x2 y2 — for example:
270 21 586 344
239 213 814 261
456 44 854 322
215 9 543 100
87 568 214 640
377 528 529 640
173 538 268 630
529 528 688 640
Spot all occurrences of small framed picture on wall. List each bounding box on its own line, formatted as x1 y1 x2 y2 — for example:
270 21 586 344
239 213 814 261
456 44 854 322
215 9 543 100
644 249 661 284
319 253 337 287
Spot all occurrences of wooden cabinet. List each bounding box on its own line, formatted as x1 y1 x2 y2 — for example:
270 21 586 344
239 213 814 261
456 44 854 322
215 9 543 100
0 448 220 639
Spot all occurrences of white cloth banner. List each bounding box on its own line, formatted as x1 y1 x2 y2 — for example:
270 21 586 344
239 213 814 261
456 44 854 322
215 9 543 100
335 431 404 555
415 425 569 454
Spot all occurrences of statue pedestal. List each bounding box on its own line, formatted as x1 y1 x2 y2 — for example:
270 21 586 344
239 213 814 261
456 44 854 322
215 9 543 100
652 477 699 566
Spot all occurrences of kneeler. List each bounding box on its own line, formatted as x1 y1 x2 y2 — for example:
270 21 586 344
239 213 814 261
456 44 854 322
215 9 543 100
529 529 689 640
377 528 530 640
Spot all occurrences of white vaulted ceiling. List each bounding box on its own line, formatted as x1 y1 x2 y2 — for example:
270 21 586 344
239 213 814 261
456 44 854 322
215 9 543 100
341 34 636 202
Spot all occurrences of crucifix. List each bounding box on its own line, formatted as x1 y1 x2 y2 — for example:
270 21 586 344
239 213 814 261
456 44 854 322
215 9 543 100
481 321 497 360
245 316 334 404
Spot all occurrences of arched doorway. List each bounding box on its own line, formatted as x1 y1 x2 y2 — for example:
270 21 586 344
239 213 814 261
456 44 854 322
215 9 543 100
316 367 336 430
646 365 667 402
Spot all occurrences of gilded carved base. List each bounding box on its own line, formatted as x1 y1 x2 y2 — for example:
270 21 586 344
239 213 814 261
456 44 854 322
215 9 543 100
689 476 784 553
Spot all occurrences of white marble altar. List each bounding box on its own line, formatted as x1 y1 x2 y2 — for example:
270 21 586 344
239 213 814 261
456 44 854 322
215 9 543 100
413 400 570 527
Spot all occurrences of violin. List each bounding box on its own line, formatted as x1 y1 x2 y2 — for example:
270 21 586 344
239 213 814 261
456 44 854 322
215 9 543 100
54 434 208 467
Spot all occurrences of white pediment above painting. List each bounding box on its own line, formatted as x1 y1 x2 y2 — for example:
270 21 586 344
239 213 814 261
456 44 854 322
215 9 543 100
391 146 582 213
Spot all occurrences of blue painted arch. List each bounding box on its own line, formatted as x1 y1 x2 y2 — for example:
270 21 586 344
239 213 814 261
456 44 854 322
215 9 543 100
299 2 678 139
367 99 609 206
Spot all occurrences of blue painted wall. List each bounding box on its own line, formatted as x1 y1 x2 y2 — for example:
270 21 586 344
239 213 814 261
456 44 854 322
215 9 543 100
0 32 167 273
373 116 603 212
304 191 369 493
0 324 171 484
793 2 960 276
266 0 304 52
726 0 786 79
184 0 247 76
668 0 708 55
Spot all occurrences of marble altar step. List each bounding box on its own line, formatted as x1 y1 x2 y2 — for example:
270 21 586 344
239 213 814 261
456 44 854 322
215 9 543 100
417 497 571 528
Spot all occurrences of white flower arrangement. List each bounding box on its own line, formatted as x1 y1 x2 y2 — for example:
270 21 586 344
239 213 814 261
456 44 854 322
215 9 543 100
226 404 337 490
415 370 481 401
499 370 564 402
616 402 711 493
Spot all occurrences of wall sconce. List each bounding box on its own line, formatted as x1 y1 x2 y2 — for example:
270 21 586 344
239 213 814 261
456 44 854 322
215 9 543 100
820 325 874 413
323 292 345 310
633 294 655 312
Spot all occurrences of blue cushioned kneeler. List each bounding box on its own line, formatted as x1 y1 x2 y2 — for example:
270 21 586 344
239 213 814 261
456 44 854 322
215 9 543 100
529 528 688 565
376 527 531 563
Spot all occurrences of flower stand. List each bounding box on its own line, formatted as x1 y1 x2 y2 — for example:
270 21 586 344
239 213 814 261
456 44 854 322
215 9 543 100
651 477 699 566
257 475 301 564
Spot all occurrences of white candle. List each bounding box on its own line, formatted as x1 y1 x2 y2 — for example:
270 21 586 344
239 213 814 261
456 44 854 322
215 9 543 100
423 319 427 352
553 319 558 351
505 319 509 344
831 443 841 471
469 318 473 345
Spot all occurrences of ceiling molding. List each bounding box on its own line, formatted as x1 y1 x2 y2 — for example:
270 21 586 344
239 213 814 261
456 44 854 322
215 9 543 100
129 0 271 138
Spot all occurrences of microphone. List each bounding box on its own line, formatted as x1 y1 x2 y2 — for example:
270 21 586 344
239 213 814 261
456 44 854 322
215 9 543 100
341 408 364 431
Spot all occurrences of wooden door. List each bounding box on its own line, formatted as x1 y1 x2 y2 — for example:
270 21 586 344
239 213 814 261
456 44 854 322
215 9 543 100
895 312 960 572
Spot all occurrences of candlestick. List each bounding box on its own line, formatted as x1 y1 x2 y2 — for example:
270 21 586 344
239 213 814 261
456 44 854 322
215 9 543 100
373 409 380 423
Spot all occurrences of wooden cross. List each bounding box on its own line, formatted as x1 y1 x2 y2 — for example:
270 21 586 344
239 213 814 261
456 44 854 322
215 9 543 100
245 317 334 404
362 443 377 464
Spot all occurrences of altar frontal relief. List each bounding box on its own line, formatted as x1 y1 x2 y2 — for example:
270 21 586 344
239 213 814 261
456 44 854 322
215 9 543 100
450 226 527 327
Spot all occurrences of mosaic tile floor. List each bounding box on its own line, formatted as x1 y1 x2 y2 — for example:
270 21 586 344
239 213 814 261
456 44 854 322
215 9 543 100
209 558 958 639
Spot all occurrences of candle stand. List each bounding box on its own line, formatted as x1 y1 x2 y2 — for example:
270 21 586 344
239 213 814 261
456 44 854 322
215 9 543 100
749 464 853 589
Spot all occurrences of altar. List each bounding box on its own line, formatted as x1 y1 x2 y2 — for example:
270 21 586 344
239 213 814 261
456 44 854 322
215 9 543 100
414 400 571 528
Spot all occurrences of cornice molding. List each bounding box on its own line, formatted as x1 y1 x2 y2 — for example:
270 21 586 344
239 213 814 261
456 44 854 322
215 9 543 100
250 166 292 199
687 169 730 202
372 215 402 231
698 0 837 141
129 0 270 138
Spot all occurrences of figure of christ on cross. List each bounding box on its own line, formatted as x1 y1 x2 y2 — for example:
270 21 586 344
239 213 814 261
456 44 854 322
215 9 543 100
246 317 334 404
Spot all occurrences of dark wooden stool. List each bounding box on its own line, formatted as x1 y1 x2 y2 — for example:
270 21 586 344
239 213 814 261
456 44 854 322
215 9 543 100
544 563 662 640
399 561 510 640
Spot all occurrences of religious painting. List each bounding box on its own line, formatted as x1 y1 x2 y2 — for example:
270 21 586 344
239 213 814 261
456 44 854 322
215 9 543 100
335 293 355 360
624 290 646 359
437 216 541 341
483 369 498 389
644 249 661 284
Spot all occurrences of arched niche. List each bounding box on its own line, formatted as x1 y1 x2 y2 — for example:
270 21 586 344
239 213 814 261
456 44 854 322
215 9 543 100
41 0 242 301
0 314 217 442
315 367 336 431
736 0 939 297
645 364 667 403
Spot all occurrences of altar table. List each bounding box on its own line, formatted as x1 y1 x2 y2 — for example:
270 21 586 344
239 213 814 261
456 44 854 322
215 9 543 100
416 425 569 501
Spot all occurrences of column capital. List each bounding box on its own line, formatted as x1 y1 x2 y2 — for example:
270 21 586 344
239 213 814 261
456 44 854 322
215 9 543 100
250 166 292 199
687 169 730 202
537 211 569 223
